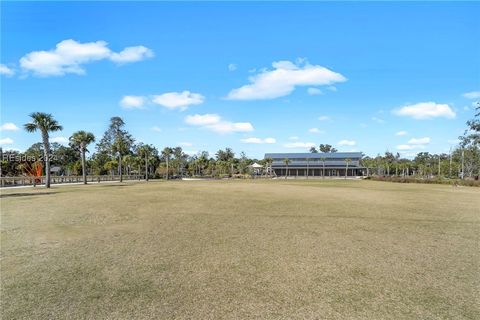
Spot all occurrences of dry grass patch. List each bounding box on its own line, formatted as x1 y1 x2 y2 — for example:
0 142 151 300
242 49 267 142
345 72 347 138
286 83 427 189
1 180 479 319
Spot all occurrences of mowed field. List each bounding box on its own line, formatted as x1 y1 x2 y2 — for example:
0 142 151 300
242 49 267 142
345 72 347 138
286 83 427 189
1 180 479 319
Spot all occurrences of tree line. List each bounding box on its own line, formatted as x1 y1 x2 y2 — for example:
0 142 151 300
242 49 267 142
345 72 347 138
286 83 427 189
0 103 479 187
0 114 263 187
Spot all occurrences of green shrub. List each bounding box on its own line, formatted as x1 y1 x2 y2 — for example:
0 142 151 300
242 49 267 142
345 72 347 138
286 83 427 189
366 176 480 187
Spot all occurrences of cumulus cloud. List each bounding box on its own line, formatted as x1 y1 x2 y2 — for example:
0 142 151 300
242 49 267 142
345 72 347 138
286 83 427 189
185 114 254 134
226 60 346 100
0 64 15 76
284 142 316 148
338 140 356 146
462 91 480 99
109 46 153 63
0 137 14 145
207 122 254 134
152 91 204 110
396 144 426 151
307 87 322 95
240 137 276 144
393 102 456 120
318 115 331 121
0 123 19 131
120 95 146 109
408 137 430 145
185 114 221 126
396 136 430 151
50 136 69 144
395 130 408 136
19 39 153 76
396 144 415 151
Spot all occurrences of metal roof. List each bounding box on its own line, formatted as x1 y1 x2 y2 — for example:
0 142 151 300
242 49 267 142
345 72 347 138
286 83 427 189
264 152 363 159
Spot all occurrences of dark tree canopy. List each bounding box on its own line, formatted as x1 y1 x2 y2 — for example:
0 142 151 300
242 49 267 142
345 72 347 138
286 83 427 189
460 102 480 147
319 144 338 153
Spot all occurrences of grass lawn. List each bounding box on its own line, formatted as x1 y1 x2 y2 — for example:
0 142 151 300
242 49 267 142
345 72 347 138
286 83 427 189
1 180 479 319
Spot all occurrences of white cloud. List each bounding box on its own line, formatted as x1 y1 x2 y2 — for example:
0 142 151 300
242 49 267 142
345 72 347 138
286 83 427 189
19 39 153 76
462 91 480 99
185 113 254 134
50 136 69 144
396 144 425 151
0 123 19 131
185 114 221 126
0 64 15 76
308 128 324 134
408 137 430 145
0 137 14 145
338 140 356 146
396 144 415 151
396 136 430 151
207 122 254 134
371 117 385 124
152 91 204 110
393 102 456 120
318 115 331 121
284 142 316 148
180 142 193 147
241 137 276 144
228 63 237 71
151 126 162 132
120 95 146 109
395 130 408 136
226 59 346 100
307 87 322 95
109 46 153 63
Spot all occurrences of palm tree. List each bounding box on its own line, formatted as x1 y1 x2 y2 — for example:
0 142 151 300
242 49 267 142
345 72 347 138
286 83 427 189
137 144 153 181
24 112 63 188
162 147 172 180
345 158 352 179
283 158 291 179
69 131 95 184
104 160 118 177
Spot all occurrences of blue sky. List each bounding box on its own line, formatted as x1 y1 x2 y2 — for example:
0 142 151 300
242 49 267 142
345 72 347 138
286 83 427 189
1 1 479 158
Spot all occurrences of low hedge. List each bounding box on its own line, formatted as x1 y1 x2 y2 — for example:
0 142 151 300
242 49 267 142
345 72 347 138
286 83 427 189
365 176 480 187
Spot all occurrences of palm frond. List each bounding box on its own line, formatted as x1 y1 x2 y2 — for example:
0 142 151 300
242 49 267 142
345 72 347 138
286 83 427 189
24 123 37 132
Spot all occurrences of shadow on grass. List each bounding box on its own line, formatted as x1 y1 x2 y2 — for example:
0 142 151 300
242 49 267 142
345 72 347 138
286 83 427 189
0 192 56 199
